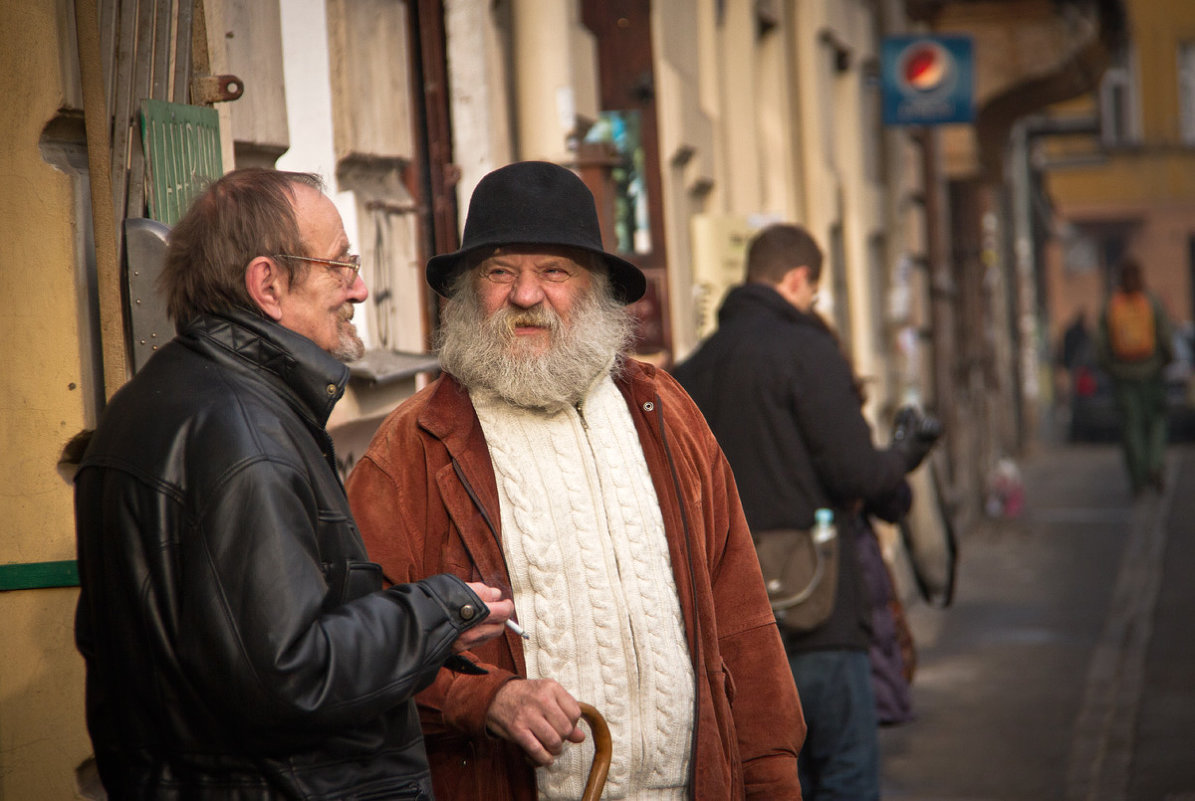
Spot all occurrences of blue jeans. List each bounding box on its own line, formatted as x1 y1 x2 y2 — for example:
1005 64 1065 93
789 649 880 801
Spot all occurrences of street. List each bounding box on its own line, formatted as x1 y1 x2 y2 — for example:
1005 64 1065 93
880 441 1195 801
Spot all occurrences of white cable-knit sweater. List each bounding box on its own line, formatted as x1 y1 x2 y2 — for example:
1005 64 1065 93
472 373 695 801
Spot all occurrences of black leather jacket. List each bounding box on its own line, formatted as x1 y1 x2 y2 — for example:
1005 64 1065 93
75 309 485 801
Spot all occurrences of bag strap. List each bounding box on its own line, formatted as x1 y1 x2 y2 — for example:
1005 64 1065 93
898 458 958 608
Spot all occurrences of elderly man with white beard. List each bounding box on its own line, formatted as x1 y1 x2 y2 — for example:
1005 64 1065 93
346 161 805 801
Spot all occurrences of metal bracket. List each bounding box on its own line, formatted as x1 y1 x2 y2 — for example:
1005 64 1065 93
191 74 245 104
125 218 175 373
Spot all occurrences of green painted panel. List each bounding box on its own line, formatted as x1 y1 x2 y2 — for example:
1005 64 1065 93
140 99 223 225
0 560 80 591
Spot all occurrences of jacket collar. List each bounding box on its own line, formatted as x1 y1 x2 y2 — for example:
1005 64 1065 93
182 308 350 427
613 357 659 409
718 281 812 326
419 358 661 451
423 357 658 422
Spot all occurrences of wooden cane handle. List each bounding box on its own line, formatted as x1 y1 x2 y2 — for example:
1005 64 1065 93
579 702 611 801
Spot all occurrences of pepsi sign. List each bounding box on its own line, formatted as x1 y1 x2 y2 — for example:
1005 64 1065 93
881 35 974 126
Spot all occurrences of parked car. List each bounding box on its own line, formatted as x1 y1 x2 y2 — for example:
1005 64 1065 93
1164 324 1195 440
1069 324 1195 442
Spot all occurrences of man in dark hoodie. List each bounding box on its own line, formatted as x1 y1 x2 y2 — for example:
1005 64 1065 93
673 223 939 800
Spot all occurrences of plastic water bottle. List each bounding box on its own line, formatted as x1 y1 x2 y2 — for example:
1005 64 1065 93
812 508 835 545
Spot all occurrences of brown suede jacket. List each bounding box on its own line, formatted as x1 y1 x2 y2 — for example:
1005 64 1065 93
346 359 805 801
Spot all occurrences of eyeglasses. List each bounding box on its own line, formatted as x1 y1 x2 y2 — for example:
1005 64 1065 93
274 253 362 286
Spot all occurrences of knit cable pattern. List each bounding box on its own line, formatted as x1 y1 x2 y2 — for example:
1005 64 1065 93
475 397 597 799
585 378 695 789
474 400 578 691
472 377 691 801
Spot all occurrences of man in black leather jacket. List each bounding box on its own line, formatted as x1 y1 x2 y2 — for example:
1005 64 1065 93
74 168 513 800
673 224 939 800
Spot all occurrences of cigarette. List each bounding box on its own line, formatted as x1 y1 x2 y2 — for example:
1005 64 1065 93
505 618 530 639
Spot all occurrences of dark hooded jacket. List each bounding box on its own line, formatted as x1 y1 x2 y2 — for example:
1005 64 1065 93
74 309 486 800
672 283 907 653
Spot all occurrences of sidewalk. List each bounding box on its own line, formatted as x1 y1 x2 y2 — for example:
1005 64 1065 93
879 441 1195 801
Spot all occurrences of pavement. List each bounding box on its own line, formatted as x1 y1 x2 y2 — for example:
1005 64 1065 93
879 440 1195 801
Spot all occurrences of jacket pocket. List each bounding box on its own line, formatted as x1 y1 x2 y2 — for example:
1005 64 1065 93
717 658 745 798
720 657 737 706
320 559 384 609
351 781 427 800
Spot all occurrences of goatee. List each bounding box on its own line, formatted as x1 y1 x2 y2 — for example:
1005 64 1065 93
332 303 365 363
437 275 635 411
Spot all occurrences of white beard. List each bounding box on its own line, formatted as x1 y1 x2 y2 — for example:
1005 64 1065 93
437 275 635 411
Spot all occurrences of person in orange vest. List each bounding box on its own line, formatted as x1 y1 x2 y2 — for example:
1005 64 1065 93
1097 257 1175 495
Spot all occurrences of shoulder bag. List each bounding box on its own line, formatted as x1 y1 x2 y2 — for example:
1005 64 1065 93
754 524 838 632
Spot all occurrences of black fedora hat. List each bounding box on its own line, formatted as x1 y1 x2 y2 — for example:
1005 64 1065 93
426 161 646 304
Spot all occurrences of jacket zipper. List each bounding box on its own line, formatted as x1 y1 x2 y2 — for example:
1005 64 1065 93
450 458 523 641
452 460 502 555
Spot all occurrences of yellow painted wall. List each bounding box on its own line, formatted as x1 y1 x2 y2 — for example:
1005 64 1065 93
1135 0 1195 141
1049 153 1195 204
1 2 95 797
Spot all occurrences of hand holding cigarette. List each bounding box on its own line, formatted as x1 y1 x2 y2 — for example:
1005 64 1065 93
453 582 515 653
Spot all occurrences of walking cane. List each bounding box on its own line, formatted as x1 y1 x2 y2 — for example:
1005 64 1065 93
578 703 611 801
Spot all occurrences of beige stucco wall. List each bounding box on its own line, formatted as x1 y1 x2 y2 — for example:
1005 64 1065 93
509 0 599 164
650 0 909 418
1 1 95 798
827 3 887 398
446 0 514 215
653 0 714 358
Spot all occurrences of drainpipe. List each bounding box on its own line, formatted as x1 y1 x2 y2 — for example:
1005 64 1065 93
75 0 128 401
973 0 1126 183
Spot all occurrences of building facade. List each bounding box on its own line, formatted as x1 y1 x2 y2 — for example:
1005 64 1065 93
0 0 1122 795
1042 0 1195 355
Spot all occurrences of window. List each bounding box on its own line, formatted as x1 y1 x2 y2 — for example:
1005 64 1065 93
1179 42 1195 145
1100 45 1141 147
